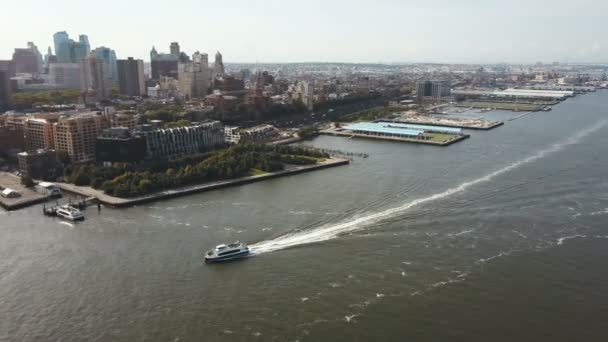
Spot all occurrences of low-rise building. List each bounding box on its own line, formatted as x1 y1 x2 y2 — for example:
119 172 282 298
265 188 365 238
134 121 224 159
17 149 60 179
224 124 279 144
0 125 25 154
96 127 147 163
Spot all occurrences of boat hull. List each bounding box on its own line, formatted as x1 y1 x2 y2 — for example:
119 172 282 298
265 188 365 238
204 250 250 263
57 214 85 222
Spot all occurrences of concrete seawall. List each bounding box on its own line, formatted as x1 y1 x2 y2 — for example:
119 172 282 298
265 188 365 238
57 158 349 208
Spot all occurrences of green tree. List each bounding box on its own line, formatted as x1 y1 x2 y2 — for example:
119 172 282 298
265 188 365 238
74 172 91 186
21 175 35 187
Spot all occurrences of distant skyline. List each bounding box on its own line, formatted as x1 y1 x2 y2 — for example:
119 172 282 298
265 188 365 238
2 0 608 64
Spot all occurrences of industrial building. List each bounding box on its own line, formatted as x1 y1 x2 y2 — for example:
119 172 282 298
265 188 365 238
342 121 462 140
452 88 574 101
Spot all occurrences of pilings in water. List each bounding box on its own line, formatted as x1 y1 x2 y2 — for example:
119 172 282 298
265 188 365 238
315 148 369 160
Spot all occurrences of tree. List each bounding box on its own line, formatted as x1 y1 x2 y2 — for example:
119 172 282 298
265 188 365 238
73 172 91 186
297 126 319 139
21 175 34 188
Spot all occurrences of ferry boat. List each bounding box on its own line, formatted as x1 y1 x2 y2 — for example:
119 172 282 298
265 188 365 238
204 241 250 263
56 205 85 222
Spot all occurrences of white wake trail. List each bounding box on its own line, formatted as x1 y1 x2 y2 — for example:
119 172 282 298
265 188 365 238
250 121 607 254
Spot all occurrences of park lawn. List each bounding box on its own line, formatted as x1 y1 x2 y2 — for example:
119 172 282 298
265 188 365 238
249 169 269 176
426 133 457 143
456 101 542 111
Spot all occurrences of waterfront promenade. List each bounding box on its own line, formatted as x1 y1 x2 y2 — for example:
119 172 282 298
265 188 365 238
56 157 349 208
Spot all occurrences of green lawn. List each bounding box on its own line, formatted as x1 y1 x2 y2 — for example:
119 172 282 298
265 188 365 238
426 133 457 143
456 101 542 111
249 169 268 176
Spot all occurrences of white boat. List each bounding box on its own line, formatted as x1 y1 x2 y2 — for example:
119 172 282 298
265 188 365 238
56 205 85 222
204 241 250 263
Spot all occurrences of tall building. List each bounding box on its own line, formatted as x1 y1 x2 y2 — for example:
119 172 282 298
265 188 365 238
12 43 43 74
170 42 180 57
291 80 314 111
44 46 57 72
213 51 225 76
178 52 211 100
416 80 451 101
80 55 111 102
72 35 90 62
25 118 55 150
53 31 71 63
92 47 118 84
134 121 224 160
49 63 81 89
0 61 14 110
150 46 179 79
53 31 90 63
53 113 110 163
117 57 146 96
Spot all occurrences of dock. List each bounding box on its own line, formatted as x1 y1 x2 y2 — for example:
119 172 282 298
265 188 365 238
387 117 504 131
42 198 91 217
320 128 469 146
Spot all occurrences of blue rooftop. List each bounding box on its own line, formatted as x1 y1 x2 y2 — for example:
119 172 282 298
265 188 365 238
343 122 424 137
377 121 462 133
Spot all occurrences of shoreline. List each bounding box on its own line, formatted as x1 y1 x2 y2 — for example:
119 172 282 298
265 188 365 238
56 158 349 208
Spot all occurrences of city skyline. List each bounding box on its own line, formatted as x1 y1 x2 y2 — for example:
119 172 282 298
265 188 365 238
2 0 608 64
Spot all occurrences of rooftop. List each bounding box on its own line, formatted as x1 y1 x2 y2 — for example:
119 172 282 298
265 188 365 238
343 122 424 137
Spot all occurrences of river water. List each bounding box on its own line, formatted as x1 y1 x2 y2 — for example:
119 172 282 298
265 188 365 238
2 91 608 341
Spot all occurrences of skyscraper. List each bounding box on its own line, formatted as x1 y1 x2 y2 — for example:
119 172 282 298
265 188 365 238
80 55 110 102
0 61 14 111
170 42 180 57
178 52 211 100
53 31 70 63
117 57 146 97
150 45 179 80
53 31 91 63
12 42 43 74
93 47 118 84
73 35 90 62
213 51 225 76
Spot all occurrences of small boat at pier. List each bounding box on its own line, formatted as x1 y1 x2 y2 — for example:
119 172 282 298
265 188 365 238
55 205 85 221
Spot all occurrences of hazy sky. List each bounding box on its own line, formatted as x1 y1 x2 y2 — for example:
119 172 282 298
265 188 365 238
2 0 607 63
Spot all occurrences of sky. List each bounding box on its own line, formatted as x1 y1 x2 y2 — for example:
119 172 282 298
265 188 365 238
2 0 607 64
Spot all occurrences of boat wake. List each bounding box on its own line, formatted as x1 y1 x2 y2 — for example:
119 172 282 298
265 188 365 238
250 120 607 255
